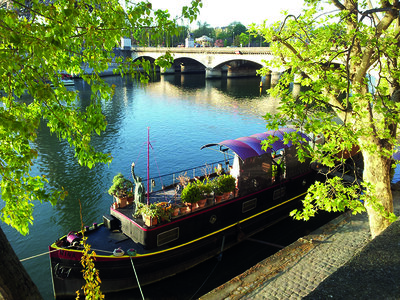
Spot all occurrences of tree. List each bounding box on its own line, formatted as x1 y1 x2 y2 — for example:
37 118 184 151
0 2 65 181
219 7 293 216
192 21 215 39
0 0 201 297
251 0 400 238
239 32 250 47
227 21 247 46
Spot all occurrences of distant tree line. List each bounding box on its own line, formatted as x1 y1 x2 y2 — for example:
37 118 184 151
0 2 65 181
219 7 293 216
133 21 269 47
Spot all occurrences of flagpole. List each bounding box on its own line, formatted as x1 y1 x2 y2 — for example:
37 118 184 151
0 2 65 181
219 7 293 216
147 127 150 205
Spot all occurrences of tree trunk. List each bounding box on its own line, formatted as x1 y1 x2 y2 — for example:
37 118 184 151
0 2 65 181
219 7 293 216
0 225 43 300
362 150 394 238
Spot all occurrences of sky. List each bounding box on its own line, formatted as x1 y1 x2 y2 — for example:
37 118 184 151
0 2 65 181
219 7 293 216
149 0 306 28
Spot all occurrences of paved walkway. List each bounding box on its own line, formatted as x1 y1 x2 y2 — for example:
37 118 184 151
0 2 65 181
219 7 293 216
201 190 400 300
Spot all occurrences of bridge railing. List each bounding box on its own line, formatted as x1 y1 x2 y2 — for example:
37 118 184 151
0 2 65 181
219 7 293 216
132 46 272 55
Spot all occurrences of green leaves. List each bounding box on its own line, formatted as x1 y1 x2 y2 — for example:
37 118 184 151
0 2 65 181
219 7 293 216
252 1 400 233
0 0 199 235
290 177 365 221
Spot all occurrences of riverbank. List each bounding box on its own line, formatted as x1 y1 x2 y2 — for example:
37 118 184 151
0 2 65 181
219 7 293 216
201 189 400 299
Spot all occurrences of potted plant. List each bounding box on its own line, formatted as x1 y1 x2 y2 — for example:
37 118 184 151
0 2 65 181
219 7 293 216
170 203 181 217
156 202 172 222
108 173 134 208
180 181 202 210
217 174 236 201
134 203 161 227
211 179 223 203
197 179 212 207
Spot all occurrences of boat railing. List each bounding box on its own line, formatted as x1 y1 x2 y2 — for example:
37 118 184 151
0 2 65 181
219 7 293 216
143 159 231 194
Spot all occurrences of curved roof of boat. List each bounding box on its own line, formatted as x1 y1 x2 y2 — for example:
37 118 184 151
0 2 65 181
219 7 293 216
201 128 310 160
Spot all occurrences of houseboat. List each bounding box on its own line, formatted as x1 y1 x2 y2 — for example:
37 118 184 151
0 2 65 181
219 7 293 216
49 128 322 297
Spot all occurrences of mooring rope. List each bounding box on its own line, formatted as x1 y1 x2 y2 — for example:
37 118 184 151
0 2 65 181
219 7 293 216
189 235 225 300
189 259 221 300
20 248 62 262
19 246 114 262
130 256 145 300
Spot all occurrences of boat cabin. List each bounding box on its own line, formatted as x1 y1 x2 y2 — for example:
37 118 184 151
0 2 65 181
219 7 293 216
201 127 312 197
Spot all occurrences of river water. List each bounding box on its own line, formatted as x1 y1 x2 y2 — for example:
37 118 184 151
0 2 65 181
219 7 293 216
3 74 281 299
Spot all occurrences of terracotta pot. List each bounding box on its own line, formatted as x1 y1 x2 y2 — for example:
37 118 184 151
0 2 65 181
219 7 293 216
116 196 128 208
144 215 157 227
222 192 231 201
172 208 180 217
180 206 189 214
215 195 223 203
197 198 207 208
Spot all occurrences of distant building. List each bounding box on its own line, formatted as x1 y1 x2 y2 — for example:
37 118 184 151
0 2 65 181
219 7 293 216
195 35 213 47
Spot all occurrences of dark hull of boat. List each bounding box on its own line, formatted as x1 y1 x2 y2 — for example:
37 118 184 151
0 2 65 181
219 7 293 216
49 171 316 298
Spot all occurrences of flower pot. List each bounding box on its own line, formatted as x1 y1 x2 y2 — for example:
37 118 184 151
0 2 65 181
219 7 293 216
180 205 189 214
116 196 128 208
172 208 180 217
197 198 207 208
222 192 231 201
127 196 134 205
144 215 157 227
215 195 223 203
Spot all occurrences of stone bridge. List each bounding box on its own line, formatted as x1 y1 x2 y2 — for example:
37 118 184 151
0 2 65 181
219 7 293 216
131 47 282 83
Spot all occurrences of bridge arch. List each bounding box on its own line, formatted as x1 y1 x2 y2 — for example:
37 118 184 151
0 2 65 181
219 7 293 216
131 47 284 80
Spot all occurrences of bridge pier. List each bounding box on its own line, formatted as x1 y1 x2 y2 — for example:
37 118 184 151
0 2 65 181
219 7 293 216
205 68 222 79
271 71 281 86
260 74 271 90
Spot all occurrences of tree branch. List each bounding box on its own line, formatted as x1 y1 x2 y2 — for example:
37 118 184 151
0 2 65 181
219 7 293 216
331 0 345 11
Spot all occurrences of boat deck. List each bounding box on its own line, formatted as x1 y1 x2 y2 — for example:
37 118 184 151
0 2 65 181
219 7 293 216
147 187 178 204
85 225 148 255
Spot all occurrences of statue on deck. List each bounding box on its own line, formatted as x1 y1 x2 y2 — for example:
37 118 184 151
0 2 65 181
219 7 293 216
131 162 146 213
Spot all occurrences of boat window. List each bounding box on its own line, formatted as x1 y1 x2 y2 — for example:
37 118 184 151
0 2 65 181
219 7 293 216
242 198 257 213
237 154 272 196
157 227 179 247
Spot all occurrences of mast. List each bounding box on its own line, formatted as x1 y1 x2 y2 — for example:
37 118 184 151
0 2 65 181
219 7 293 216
147 127 150 205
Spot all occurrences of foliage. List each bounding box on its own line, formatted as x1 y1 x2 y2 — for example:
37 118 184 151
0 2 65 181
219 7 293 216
76 200 104 299
250 0 400 236
134 202 169 221
192 21 215 39
210 179 222 196
198 178 212 195
239 33 250 47
75 236 104 300
180 181 202 204
216 174 236 193
0 0 202 235
108 173 133 197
